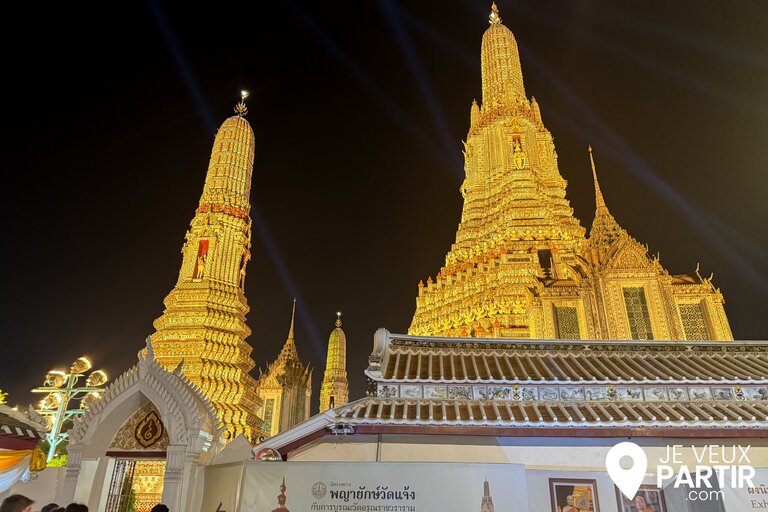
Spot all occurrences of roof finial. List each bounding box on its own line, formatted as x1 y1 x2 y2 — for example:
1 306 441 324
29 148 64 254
288 298 296 339
588 145 607 211
278 299 299 362
335 311 342 328
235 90 249 117
489 2 502 25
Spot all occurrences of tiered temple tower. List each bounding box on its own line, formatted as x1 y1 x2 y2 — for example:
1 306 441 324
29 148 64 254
319 313 349 412
256 300 312 436
409 4 732 341
480 479 495 512
150 95 262 438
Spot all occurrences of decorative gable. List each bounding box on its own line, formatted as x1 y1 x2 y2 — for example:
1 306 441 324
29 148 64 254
608 242 652 272
109 401 170 451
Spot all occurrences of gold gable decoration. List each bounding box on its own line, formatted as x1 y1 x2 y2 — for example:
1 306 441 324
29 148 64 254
135 410 164 448
109 402 169 451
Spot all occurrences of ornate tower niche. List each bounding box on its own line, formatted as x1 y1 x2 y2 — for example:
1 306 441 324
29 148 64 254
150 95 263 438
408 4 732 341
319 313 349 412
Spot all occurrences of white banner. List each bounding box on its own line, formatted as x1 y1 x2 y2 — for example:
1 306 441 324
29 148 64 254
203 461 528 512
202 462 244 512
722 468 768 512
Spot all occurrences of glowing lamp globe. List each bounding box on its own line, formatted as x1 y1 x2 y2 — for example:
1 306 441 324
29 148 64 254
86 370 108 387
45 371 66 388
41 393 61 410
71 357 93 374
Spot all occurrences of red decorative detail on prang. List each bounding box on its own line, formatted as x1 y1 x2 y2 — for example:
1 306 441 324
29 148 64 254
196 203 249 219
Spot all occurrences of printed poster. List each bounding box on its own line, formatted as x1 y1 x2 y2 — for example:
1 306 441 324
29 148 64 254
204 461 528 512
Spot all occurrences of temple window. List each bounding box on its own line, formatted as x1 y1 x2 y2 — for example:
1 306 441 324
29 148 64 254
537 249 553 278
262 398 275 434
554 305 580 339
623 287 654 340
678 302 710 340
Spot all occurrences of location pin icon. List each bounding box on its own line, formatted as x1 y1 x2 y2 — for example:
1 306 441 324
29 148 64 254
606 442 648 500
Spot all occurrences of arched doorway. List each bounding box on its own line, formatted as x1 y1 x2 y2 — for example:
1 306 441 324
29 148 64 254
102 402 168 511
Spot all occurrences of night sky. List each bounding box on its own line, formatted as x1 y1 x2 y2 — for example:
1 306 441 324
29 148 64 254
2 1 767 411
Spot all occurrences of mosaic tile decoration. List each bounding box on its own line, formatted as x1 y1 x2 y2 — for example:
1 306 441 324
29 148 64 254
376 383 768 402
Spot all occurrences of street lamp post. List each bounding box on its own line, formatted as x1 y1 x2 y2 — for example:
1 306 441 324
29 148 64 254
31 356 108 462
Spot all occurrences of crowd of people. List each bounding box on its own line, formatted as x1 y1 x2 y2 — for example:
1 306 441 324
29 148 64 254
0 495 170 512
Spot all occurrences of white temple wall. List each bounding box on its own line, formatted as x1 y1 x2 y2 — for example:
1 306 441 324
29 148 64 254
5 467 65 506
288 434 768 470
72 458 97 505
288 434 380 461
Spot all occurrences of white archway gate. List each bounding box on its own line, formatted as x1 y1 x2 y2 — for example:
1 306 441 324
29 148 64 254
60 340 224 511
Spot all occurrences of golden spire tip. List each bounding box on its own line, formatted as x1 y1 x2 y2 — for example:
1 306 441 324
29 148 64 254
287 299 297 339
489 2 502 25
589 146 607 210
235 90 249 117
335 311 342 328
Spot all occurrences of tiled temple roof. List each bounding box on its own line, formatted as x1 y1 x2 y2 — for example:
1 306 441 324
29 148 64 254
366 331 768 384
0 404 46 441
254 394 768 455
252 333 768 456
335 397 768 429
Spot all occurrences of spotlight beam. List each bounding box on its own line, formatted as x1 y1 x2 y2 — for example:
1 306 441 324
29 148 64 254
515 2 768 119
378 0 463 178
146 0 326 355
283 0 458 174
519 47 768 295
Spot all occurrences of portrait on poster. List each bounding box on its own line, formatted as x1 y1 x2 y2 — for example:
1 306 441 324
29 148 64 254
615 485 667 512
549 478 599 512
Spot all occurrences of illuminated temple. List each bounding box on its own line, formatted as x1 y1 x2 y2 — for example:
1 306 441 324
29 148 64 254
149 98 263 439
408 4 732 342
24 5 765 512
254 7 768 510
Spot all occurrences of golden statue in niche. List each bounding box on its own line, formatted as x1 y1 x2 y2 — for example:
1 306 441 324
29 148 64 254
194 254 206 280
512 139 527 169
